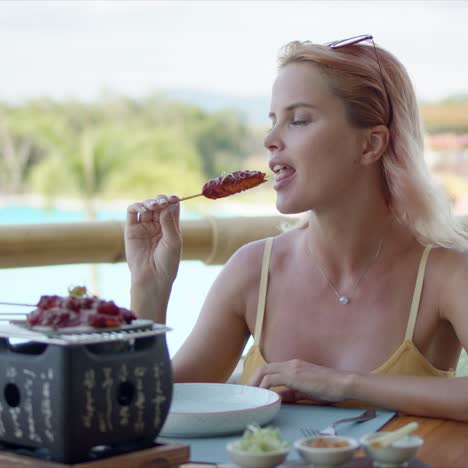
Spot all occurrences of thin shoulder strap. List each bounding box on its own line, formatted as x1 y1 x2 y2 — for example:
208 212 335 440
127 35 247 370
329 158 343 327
405 245 433 341
253 237 273 346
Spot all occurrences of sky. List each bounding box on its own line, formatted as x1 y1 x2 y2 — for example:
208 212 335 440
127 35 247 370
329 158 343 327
0 0 467 104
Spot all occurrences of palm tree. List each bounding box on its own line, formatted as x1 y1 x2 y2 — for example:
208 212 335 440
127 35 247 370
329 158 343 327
0 113 38 194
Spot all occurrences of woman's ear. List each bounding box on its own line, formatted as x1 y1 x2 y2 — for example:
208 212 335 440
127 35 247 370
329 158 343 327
360 125 390 165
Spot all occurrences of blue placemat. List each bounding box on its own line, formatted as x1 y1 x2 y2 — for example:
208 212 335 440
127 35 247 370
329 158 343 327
159 404 396 463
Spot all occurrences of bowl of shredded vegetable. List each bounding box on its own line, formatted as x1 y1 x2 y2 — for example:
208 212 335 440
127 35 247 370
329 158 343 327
227 424 290 468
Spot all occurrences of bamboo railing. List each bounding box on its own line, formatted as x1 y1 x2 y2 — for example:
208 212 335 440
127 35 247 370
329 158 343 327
0 216 292 269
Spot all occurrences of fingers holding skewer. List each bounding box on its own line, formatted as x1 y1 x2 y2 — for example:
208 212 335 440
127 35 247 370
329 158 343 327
127 195 180 224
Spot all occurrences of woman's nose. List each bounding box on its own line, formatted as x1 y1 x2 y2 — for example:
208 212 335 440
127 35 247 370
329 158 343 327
264 127 283 152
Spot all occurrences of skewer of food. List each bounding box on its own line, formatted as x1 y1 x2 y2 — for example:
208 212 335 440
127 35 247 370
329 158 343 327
179 170 267 201
6 286 137 330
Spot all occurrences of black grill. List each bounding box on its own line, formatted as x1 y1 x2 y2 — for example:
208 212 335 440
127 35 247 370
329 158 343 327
0 322 172 463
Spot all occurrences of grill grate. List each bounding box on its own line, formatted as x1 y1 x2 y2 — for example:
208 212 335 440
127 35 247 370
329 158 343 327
0 321 169 346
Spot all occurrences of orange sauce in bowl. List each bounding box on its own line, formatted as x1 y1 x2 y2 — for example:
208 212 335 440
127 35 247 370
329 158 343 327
306 438 350 448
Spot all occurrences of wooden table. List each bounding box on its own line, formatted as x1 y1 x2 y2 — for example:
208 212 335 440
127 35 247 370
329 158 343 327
0 443 191 467
1 415 463 467
381 414 468 468
182 414 468 468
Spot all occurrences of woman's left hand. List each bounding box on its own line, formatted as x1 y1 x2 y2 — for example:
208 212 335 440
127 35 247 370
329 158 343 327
247 359 354 403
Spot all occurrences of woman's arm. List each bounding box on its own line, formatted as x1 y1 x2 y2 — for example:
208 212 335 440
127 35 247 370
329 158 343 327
347 373 468 420
125 195 182 323
125 194 266 384
248 359 468 421
171 240 264 383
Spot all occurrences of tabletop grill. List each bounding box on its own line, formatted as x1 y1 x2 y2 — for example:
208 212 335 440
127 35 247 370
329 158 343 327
0 322 173 463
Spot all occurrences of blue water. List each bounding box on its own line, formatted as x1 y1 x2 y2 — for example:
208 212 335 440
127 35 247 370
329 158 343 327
0 204 223 356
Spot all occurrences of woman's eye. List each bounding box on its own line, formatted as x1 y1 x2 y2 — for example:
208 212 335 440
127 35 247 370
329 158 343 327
290 120 309 126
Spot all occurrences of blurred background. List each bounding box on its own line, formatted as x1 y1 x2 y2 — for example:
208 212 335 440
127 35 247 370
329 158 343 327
0 1 467 368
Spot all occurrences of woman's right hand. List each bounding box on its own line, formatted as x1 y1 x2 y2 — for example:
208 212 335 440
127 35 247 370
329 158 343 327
125 194 182 297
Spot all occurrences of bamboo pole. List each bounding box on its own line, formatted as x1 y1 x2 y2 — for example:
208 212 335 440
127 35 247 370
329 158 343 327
0 216 290 268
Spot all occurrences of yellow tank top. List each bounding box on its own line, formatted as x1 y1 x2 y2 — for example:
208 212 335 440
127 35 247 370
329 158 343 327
240 237 455 387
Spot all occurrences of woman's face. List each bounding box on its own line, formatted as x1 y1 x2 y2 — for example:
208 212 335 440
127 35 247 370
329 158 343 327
265 61 367 214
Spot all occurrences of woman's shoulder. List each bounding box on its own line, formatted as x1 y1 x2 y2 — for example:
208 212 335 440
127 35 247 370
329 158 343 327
225 228 302 273
426 245 468 317
422 245 468 287
428 245 468 274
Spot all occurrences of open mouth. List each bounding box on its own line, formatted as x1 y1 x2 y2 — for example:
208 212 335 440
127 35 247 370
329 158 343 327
272 164 296 186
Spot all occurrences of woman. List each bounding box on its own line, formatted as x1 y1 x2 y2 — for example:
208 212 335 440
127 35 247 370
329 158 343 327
125 35 468 421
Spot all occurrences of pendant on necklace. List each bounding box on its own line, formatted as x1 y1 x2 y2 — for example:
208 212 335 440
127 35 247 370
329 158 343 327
339 296 350 305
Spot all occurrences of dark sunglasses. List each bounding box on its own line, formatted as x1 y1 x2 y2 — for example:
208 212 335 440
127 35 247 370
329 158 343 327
328 34 393 126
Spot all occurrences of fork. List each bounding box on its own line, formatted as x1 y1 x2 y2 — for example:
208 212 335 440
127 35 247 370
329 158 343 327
300 408 377 437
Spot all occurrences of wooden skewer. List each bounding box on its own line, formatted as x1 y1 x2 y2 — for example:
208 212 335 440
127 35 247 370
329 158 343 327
0 302 36 307
178 193 203 202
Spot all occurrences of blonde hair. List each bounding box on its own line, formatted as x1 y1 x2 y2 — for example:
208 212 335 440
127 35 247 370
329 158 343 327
278 40 468 251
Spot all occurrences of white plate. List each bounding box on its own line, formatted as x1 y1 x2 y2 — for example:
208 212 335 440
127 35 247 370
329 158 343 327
160 383 281 438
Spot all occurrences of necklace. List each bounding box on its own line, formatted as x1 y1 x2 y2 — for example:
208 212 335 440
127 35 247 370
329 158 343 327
313 238 384 305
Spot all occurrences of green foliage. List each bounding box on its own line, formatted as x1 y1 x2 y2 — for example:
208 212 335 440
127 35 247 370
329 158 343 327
1 95 257 210
106 159 204 200
29 154 74 199
189 109 251 178
105 127 204 199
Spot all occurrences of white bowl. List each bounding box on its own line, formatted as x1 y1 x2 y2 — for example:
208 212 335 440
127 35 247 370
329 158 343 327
294 436 359 468
360 432 424 467
227 442 289 468
160 383 281 437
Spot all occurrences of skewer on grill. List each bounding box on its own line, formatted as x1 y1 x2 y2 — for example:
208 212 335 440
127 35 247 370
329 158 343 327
0 311 31 321
0 301 35 307
0 302 34 320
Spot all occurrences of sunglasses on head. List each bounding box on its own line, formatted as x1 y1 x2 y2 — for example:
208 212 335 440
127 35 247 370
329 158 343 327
327 34 393 126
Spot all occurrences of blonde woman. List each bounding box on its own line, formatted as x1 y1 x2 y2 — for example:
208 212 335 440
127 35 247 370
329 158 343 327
125 35 468 421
